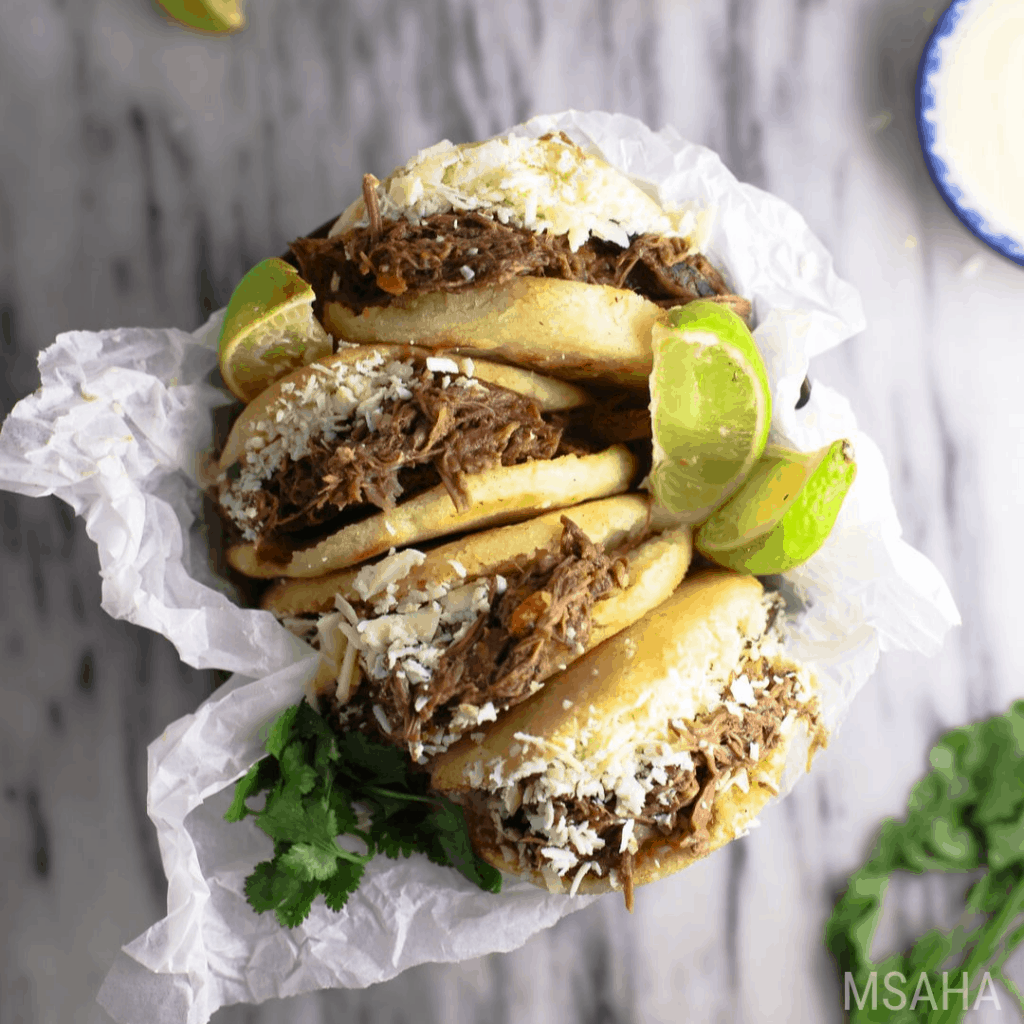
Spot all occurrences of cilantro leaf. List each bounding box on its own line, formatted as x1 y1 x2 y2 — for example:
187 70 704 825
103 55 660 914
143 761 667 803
292 699 332 740
424 799 503 893
326 783 360 836
322 859 366 912
986 815 1024 871
279 740 320 795
279 842 344 882
254 786 320 845
313 727 340 775
335 729 416 787
259 792 338 848
264 704 300 760
224 758 277 822
372 812 421 860
244 859 321 929
226 699 502 929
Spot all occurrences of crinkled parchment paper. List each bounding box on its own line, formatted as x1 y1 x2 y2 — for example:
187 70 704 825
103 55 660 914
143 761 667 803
0 111 959 1024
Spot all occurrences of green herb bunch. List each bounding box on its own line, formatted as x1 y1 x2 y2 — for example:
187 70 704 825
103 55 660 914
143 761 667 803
826 701 1024 1022
225 700 502 927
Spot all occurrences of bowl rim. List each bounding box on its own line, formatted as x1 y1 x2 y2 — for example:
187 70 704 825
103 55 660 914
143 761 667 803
915 0 1024 268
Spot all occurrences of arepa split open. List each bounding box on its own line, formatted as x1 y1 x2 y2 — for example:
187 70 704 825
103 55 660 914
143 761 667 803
429 570 827 909
287 132 751 388
265 494 694 763
215 344 640 578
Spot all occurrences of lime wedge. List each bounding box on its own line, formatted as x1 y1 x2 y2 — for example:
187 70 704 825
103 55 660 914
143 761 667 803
649 300 771 520
695 439 857 574
154 0 245 32
218 258 333 402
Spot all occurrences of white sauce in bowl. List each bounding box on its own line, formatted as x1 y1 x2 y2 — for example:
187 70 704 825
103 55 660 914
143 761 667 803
933 0 1024 241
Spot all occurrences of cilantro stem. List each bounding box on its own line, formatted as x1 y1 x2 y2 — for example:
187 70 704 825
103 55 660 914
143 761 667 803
994 967 1024 1014
958 870 1024 984
1003 918 1024 958
332 844 373 865
988 916 1024 978
361 784 437 805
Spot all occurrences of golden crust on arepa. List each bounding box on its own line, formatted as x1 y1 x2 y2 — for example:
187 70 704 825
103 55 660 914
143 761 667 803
262 494 667 613
226 446 639 579
321 278 662 388
430 572 772 789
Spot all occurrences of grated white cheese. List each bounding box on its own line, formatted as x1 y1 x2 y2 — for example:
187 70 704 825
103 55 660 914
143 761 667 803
730 674 758 707
476 595 810 881
328 134 703 253
352 547 427 600
720 768 750 794
568 861 595 897
619 818 635 854
308 552 529 758
425 356 461 375
540 846 579 877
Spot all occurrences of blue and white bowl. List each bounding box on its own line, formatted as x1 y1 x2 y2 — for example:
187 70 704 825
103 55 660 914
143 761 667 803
916 0 1024 267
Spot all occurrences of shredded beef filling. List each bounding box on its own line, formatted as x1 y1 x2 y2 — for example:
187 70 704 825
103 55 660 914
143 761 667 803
236 369 589 558
332 517 628 753
489 661 824 908
289 206 749 319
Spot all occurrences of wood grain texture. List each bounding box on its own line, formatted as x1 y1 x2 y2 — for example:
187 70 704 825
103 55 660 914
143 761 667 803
1 0 1021 1022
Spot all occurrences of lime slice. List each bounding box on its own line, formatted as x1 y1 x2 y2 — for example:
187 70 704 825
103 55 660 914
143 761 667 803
218 258 333 402
695 439 857 574
649 300 771 520
154 0 245 32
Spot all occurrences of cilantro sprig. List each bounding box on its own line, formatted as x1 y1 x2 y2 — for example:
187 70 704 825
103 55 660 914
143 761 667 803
225 700 502 927
826 701 1024 1022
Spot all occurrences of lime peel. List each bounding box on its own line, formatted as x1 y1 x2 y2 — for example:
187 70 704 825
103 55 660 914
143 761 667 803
695 439 857 574
218 258 333 403
648 300 771 521
154 0 245 33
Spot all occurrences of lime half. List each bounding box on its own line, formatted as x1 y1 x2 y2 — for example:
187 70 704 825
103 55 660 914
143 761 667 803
218 258 333 402
695 439 857 574
154 0 245 32
649 300 771 520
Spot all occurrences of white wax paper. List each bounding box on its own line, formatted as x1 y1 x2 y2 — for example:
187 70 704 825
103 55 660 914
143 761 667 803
0 110 959 1023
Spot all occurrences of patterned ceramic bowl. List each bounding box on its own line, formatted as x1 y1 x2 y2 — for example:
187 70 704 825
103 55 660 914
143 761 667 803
916 0 1024 267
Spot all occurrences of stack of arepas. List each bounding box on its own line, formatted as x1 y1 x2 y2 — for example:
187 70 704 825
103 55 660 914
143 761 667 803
212 131 827 908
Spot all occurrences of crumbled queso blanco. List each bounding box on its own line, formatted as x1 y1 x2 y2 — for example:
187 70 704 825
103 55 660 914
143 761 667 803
309 545 512 763
329 133 703 253
466 601 814 887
